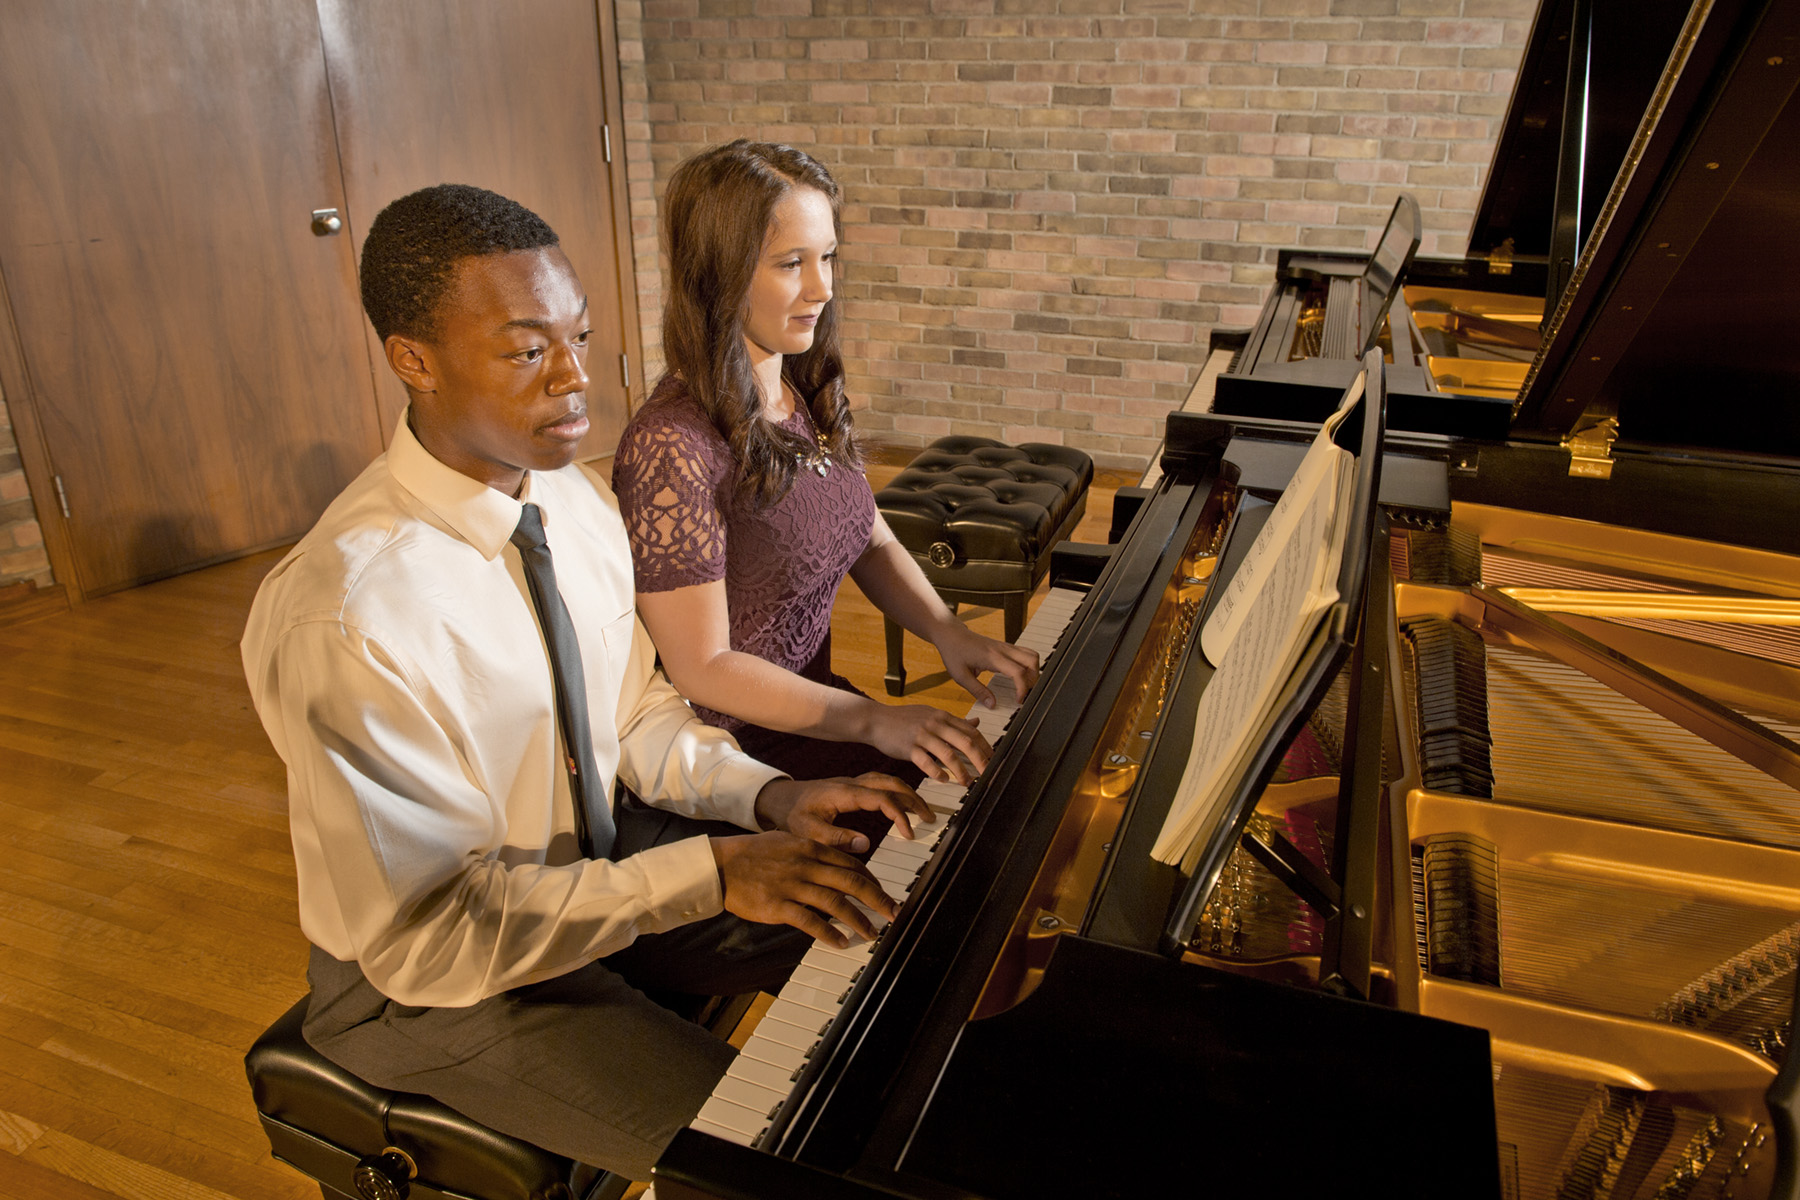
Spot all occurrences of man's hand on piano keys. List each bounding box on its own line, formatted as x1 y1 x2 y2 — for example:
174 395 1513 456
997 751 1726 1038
709 832 897 948
930 620 1041 712
752 772 934 853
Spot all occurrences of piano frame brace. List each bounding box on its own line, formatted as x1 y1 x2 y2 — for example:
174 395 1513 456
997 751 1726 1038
1242 824 1341 918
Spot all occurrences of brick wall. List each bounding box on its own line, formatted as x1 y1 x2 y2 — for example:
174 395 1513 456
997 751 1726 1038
617 0 1532 468
0 387 52 588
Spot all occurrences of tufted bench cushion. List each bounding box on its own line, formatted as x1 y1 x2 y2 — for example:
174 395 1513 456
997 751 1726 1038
246 996 625 1200
874 436 1093 695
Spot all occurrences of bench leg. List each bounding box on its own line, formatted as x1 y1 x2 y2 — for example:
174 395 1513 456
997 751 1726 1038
884 617 906 696
1002 591 1027 645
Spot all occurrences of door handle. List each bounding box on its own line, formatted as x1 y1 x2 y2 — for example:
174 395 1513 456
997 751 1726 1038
311 208 343 236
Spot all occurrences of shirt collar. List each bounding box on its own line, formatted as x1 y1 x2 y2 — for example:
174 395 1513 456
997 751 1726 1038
387 410 534 561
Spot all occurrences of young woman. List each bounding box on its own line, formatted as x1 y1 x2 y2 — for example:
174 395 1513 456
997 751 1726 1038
612 141 1038 786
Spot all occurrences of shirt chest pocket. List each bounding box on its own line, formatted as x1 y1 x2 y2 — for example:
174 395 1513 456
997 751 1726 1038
582 609 639 711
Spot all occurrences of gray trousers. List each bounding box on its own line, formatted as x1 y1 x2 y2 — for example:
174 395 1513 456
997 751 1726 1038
301 798 813 1182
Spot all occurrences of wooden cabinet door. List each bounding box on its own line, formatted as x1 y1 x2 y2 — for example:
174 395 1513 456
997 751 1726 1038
0 1 385 597
315 0 640 461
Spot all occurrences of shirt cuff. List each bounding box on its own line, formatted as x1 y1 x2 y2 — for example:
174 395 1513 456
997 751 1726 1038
626 835 726 930
710 755 788 831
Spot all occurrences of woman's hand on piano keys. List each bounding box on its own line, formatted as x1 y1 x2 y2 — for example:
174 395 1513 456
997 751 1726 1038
931 621 1040 712
753 772 934 853
862 702 992 786
709 831 897 948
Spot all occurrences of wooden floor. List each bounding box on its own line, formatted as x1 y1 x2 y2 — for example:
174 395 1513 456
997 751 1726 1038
0 461 1128 1199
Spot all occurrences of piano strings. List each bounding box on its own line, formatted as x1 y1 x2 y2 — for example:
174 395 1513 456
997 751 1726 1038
1388 512 1800 1197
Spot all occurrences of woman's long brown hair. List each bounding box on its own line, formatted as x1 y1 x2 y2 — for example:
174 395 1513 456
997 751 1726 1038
659 140 860 507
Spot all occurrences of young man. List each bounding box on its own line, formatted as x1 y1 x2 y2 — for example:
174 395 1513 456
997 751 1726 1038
242 184 927 1180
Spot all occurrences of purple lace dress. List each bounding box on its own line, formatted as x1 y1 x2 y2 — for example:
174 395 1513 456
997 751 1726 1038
612 377 922 785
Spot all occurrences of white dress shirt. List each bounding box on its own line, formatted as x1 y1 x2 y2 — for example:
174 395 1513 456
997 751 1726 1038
242 416 784 1007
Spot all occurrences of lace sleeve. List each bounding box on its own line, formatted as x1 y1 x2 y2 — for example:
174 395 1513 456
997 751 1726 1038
612 409 732 593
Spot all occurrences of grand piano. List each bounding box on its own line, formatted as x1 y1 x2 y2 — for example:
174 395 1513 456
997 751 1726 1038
657 0 1800 1195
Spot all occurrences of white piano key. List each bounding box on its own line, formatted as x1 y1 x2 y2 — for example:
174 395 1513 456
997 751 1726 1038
871 819 932 849
982 697 1019 723
907 832 945 859
849 895 889 931
874 835 934 865
970 706 1011 735
870 876 919 901
751 1013 828 1051
692 1116 751 1146
870 834 923 861
776 978 844 1016
714 1074 784 1118
786 959 854 993
865 859 914 892
875 842 938 886
807 938 875 971
766 997 839 1034
697 1094 770 1139
728 1054 795 1094
975 719 1015 748
909 813 950 839
796 947 860 982
879 818 939 845
824 902 883 941
737 1034 807 1075
917 780 968 811
825 908 885 947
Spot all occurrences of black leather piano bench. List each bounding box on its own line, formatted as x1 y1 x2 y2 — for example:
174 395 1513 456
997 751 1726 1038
874 435 1094 696
247 993 725 1200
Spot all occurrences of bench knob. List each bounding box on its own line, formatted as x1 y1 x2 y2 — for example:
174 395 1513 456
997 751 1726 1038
353 1147 416 1200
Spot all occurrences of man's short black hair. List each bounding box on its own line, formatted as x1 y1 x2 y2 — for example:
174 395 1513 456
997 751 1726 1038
359 184 560 343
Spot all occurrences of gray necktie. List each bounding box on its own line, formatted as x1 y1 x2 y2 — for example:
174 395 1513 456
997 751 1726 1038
510 503 616 860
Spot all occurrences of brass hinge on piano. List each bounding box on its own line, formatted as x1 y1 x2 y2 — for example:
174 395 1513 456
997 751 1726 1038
1561 411 1620 479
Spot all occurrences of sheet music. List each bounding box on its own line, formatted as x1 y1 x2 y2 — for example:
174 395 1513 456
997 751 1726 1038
1200 371 1363 667
1152 375 1363 869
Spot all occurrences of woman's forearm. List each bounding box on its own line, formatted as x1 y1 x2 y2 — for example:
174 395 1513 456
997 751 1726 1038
636 577 994 781
848 521 962 644
848 514 1041 707
636 581 878 740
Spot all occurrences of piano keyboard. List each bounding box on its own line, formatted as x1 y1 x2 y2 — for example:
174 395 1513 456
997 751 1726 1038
687 585 1086 1149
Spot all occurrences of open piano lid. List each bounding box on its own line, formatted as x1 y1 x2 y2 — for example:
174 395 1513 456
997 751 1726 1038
1485 0 1800 457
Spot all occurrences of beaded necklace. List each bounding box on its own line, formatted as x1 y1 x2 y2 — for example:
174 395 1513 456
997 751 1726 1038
783 383 834 477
